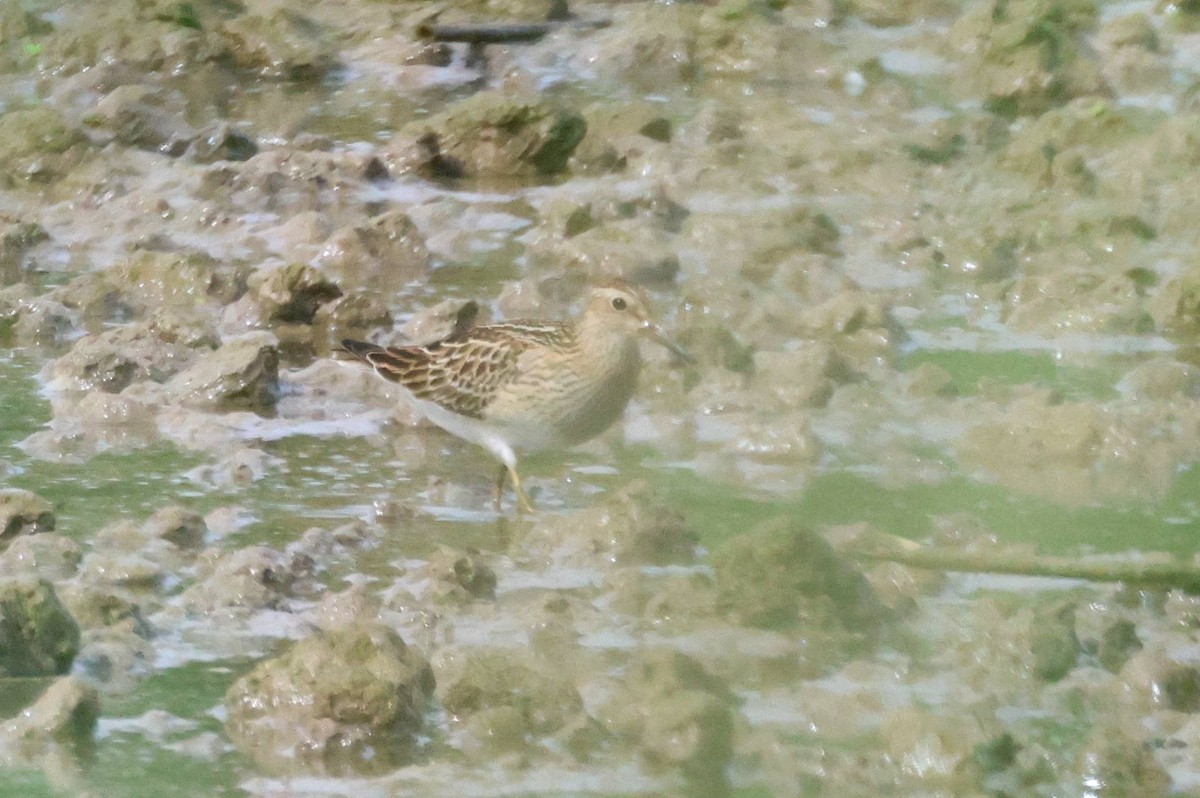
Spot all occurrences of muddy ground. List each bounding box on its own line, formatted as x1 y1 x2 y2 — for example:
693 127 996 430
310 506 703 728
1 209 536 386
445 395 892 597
3 0 1200 795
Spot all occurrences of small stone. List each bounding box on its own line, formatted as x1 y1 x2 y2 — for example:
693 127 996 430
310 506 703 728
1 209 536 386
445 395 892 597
225 623 434 773
164 332 279 410
143 505 207 549
0 489 54 543
0 577 80 677
0 675 98 750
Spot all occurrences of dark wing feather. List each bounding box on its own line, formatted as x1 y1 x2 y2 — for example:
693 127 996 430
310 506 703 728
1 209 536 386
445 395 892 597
341 324 571 418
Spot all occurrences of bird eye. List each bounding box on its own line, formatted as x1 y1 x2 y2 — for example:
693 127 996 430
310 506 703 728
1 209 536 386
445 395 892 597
612 297 627 311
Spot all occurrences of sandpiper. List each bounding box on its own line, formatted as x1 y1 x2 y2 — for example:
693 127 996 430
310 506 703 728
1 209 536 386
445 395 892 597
339 280 691 513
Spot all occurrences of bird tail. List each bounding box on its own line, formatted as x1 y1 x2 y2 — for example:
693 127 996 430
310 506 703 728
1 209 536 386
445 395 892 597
338 339 427 383
338 338 387 361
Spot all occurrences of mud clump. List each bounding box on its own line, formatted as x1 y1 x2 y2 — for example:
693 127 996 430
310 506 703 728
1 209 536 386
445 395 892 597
141 505 207 550
0 577 80 677
220 7 336 80
0 108 90 186
386 92 587 179
711 517 887 633
224 623 434 774
0 675 98 755
52 251 247 324
1029 600 1079 681
435 648 584 739
517 483 698 566
47 321 199 393
949 0 1108 117
246 262 342 324
0 489 55 544
420 546 497 603
163 333 279 410
317 210 431 287
179 545 298 614
1151 266 1200 335
1075 723 1169 796
0 535 81 583
598 649 736 798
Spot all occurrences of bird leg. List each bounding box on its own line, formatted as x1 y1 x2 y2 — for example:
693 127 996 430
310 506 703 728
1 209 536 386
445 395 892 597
492 464 535 513
508 465 536 514
492 464 508 511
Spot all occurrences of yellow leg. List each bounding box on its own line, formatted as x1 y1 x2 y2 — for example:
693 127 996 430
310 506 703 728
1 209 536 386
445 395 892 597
508 465 536 514
492 464 507 511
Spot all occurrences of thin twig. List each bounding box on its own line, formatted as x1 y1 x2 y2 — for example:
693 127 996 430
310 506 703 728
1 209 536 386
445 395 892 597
852 546 1200 593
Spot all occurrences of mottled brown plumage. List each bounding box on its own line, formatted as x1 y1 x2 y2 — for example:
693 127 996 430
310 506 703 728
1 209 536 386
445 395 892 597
340 281 691 512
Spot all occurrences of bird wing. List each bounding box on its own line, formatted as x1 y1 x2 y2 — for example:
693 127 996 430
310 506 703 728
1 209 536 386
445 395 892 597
343 321 572 419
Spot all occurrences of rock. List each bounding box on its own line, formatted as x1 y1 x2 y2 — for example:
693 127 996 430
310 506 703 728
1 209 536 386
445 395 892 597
38 0 228 76
1099 13 1160 52
225 623 434 773
201 149 384 216
0 2 50 46
0 577 80 677
83 84 196 156
1097 618 1142 673
572 100 676 169
518 482 698 566
163 333 279 410
1074 723 1169 796
1120 649 1200 711
1120 358 1200 401
78 551 165 589
7 294 74 345
149 305 221 349
398 298 481 345
0 534 80 582
598 649 736 795
46 321 198 393
525 221 681 289
219 7 334 80
710 516 887 630
72 626 154 690
0 489 54 543
308 584 382 633
949 0 1108 117
52 251 247 322
958 389 1179 504
419 547 497 603
1001 268 1150 335
386 91 586 179
571 5 699 91
1030 601 1079 682
179 545 295 614
142 505 207 549
0 220 48 282
58 583 149 632
880 707 986 786
435 648 583 736
312 291 393 343
675 325 754 374
187 122 258 163
316 210 430 286
186 447 280 487
1151 267 1200 335
247 262 341 324
0 675 98 752
0 107 89 186
461 705 529 758
753 344 854 408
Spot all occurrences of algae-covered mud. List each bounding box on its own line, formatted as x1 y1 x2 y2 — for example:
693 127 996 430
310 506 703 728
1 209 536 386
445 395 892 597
6 0 1200 794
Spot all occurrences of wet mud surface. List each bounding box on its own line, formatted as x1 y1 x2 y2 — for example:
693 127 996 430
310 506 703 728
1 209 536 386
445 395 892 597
4 0 1200 795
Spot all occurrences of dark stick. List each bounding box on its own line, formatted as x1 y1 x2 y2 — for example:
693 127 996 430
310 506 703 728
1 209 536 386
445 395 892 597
417 18 610 44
